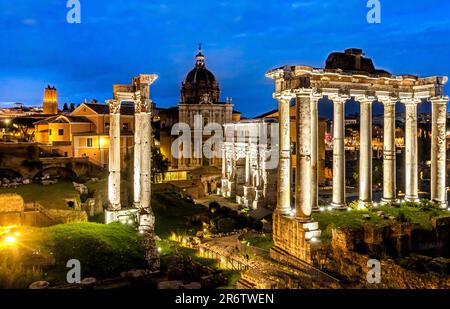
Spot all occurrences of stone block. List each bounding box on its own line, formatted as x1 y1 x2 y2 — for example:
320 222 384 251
158 280 183 289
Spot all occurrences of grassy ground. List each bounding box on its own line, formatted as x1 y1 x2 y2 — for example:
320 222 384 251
0 182 80 209
0 222 145 288
313 202 450 243
152 191 207 238
242 234 274 250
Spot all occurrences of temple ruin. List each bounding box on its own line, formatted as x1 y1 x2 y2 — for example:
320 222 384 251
106 74 160 269
267 48 448 265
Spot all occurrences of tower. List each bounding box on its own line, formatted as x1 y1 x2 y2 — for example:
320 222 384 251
43 85 58 115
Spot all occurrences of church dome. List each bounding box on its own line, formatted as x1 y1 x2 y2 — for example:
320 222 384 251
181 45 220 104
185 66 217 85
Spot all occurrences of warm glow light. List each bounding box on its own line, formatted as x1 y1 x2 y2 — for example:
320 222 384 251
157 247 162 253
4 235 17 244
3 119 10 124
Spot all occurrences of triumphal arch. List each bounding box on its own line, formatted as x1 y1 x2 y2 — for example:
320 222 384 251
267 48 448 265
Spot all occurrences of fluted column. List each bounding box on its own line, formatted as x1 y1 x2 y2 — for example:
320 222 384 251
359 98 373 206
310 95 319 211
404 99 420 202
276 96 292 215
133 107 143 208
431 97 448 207
331 96 347 208
381 98 397 203
296 90 313 222
107 100 122 211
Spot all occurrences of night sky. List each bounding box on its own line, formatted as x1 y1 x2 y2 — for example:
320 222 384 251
1 0 450 118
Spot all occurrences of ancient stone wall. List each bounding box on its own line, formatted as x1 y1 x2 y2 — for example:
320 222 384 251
328 227 450 288
0 194 24 213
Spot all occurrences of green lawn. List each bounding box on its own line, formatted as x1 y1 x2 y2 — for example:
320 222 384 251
152 191 207 238
0 222 146 288
0 182 80 209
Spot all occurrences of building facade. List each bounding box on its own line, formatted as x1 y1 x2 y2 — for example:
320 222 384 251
175 46 235 169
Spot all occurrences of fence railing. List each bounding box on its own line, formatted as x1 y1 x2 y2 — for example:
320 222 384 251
198 245 249 271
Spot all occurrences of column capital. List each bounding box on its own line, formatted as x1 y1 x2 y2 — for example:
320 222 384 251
430 96 449 105
402 98 421 106
107 100 121 114
293 88 315 97
378 96 397 105
274 92 295 102
329 95 349 104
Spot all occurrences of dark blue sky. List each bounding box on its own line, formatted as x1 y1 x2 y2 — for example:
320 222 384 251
1 0 450 118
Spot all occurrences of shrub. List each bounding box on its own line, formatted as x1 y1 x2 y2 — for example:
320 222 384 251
251 220 264 231
0 257 43 289
217 218 235 233
397 212 408 223
218 206 231 216
209 201 221 213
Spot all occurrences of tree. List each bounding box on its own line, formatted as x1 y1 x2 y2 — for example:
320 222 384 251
12 117 36 141
151 148 169 182
70 103 76 112
63 103 69 112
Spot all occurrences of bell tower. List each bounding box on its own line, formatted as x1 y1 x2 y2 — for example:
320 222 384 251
43 85 58 115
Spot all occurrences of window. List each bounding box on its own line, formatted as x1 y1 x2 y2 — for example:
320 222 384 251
58 129 64 136
105 122 110 130
49 129 52 136
123 123 129 131
86 138 93 148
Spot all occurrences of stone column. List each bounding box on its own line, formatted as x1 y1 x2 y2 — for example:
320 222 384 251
359 98 373 206
381 98 397 203
138 100 159 269
139 102 152 209
310 96 319 211
277 96 292 215
245 148 251 186
331 96 347 208
221 146 226 179
431 97 448 207
133 106 142 208
107 100 122 211
296 91 313 221
404 99 420 202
